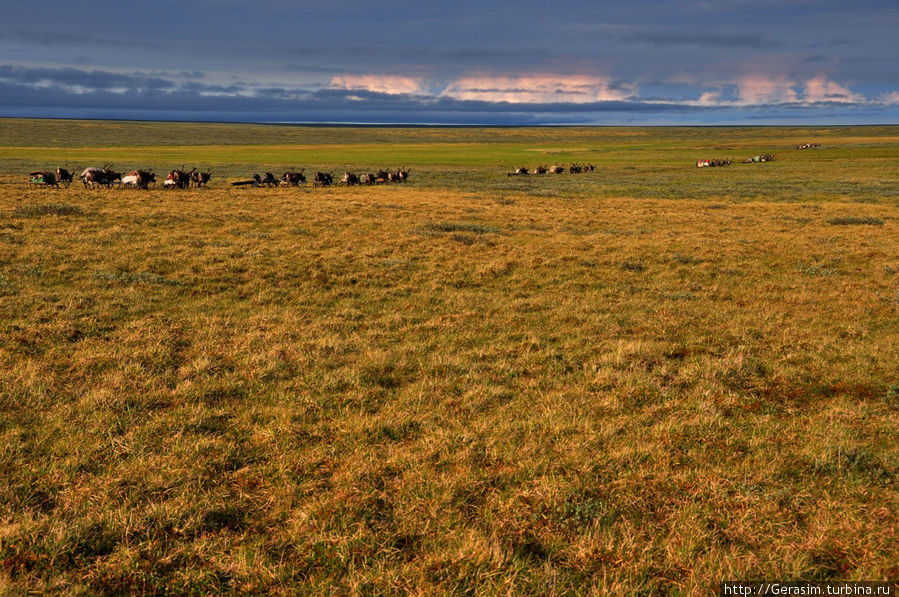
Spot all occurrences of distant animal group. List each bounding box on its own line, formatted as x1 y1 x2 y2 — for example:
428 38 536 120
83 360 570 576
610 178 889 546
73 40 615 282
695 155 776 167
230 167 410 188
508 163 595 176
694 142 818 168
696 158 732 168
743 154 775 164
27 165 212 189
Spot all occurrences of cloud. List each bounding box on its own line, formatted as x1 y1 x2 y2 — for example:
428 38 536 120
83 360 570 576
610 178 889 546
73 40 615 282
0 65 175 91
731 74 867 106
0 62 894 125
695 91 723 106
441 74 636 104
736 75 799 105
803 74 864 103
330 75 424 95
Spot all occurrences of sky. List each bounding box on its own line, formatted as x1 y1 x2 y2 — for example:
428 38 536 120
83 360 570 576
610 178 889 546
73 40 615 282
1 0 897 125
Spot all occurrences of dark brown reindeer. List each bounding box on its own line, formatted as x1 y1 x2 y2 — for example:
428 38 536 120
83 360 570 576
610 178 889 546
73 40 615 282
81 166 121 188
280 169 306 187
250 172 278 187
164 167 191 189
314 172 333 187
341 172 360 186
190 170 212 187
56 167 74 187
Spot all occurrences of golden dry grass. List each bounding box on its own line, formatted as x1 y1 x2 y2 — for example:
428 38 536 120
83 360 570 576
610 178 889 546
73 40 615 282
0 121 898 595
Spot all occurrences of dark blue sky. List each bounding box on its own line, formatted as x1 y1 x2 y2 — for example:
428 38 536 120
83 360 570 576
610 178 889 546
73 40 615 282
1 0 897 124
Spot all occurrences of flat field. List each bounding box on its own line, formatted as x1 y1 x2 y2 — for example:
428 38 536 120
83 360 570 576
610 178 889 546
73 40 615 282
0 119 897 595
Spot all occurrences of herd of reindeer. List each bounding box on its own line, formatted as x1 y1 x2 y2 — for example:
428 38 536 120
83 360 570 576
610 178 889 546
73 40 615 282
25 143 817 188
508 163 595 176
231 167 411 188
26 166 410 189
29 166 210 189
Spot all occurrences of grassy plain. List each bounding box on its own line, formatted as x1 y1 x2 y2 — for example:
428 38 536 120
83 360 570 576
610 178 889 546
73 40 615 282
0 119 897 594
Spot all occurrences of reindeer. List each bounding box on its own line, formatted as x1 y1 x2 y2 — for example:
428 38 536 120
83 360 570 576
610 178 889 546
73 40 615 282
360 173 376 185
508 166 529 176
375 169 390 184
533 166 547 175
190 170 212 188
250 172 278 187
280 169 306 187
549 164 565 174
397 166 410 182
56 167 74 187
124 170 156 189
165 167 191 189
570 164 583 174
104 168 122 187
314 172 333 187
81 166 121 188
341 172 360 186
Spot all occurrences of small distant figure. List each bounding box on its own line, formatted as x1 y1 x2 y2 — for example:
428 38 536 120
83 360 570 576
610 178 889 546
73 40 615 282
56 167 74 187
280 170 306 187
191 170 212 188
122 169 156 189
314 172 334 187
697 158 731 168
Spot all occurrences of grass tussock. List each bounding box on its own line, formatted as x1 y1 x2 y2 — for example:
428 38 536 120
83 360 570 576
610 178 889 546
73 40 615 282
13 203 85 217
827 216 885 226
0 121 897 594
93 270 185 286
420 222 501 235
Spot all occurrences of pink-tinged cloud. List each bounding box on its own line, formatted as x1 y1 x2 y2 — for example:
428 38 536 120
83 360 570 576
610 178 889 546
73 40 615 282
440 74 636 104
695 91 722 106
878 91 899 105
803 75 864 103
736 75 799 105
330 75 423 95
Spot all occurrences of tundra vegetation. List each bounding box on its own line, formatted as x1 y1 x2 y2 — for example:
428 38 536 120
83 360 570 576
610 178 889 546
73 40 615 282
0 119 897 595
